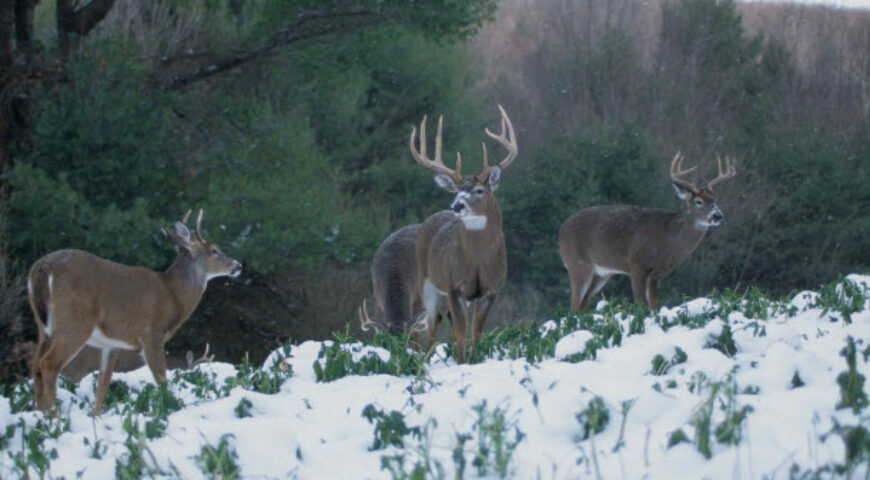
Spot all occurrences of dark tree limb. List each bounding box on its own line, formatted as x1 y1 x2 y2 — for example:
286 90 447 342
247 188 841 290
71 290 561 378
167 7 380 89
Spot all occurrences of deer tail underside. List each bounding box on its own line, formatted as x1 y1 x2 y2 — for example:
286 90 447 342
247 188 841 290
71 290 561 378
27 265 51 340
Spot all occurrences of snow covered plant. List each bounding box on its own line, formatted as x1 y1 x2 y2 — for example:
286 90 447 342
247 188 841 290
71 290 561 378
2 275 870 478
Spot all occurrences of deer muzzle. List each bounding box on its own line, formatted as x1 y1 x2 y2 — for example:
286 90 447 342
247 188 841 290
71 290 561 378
230 260 243 278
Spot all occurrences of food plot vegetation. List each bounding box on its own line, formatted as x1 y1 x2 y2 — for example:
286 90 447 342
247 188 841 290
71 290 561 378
1 275 870 479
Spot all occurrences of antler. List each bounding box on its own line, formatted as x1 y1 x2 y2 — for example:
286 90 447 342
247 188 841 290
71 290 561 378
706 155 737 190
195 208 204 240
184 343 214 369
669 151 699 193
181 209 193 224
478 104 518 181
358 299 389 332
410 115 463 184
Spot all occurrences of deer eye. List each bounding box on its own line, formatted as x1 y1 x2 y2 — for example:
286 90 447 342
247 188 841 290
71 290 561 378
694 199 704 207
211 248 219 255
474 187 485 195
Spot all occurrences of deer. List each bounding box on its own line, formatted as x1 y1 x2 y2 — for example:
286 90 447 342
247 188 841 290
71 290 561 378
358 224 429 337
27 209 241 415
410 105 518 363
558 153 736 312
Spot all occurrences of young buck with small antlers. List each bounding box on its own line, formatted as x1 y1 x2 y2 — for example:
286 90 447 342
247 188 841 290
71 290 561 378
359 224 428 336
27 209 241 415
559 153 736 312
411 105 518 363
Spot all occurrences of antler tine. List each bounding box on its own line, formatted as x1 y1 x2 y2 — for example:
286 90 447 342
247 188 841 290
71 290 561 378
707 155 737 190
410 115 462 183
358 299 386 332
181 209 193 224
483 104 518 170
186 343 214 368
195 208 204 240
410 312 429 333
669 151 698 192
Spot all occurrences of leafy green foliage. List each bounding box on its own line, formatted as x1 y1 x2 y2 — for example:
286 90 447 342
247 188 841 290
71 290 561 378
196 434 241 480
706 322 738 357
815 277 867 324
224 352 293 394
469 401 525 479
362 404 422 451
687 370 754 458
836 336 868 414
575 396 610 442
651 347 688 376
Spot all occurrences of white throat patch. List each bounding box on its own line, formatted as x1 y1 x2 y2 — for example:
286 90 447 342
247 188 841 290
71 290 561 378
461 215 487 231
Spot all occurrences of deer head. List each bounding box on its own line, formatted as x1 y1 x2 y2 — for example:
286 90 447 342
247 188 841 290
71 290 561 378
669 153 737 231
410 105 518 231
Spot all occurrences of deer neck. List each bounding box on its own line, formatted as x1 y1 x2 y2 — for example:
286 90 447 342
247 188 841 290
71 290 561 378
161 254 208 331
458 201 503 254
668 203 708 254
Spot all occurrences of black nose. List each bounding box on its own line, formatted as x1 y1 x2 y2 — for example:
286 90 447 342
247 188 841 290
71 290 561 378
452 202 465 213
711 212 723 222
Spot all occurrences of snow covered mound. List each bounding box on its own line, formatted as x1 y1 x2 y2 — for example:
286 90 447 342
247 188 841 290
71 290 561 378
2 275 870 478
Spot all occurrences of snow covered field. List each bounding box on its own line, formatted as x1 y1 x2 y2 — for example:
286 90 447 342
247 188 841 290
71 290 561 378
2 275 870 479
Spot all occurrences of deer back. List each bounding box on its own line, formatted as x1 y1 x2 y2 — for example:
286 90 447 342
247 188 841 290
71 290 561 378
371 224 422 333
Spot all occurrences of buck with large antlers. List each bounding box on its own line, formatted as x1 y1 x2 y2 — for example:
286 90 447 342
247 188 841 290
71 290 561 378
411 105 518 363
359 224 428 336
27 209 241 415
559 154 736 311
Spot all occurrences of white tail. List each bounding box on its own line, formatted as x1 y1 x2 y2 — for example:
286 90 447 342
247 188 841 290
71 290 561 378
27 209 241 415
558 154 737 311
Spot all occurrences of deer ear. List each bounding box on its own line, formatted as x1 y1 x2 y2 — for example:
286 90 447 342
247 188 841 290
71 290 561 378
173 221 192 244
434 173 458 193
486 166 502 189
671 182 693 200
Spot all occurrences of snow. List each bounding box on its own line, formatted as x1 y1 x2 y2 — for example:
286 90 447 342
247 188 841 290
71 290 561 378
2 277 869 479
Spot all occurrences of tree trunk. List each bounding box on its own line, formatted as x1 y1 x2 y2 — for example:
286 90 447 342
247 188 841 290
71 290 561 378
14 0 37 63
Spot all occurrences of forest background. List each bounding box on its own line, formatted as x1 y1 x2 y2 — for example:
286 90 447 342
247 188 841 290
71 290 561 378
0 0 868 382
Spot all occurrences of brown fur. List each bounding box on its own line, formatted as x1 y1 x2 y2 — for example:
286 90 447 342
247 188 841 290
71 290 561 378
410 106 517 363
364 224 424 335
558 156 735 311
27 211 241 415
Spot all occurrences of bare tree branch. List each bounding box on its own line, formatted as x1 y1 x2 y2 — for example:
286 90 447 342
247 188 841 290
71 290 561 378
166 7 380 89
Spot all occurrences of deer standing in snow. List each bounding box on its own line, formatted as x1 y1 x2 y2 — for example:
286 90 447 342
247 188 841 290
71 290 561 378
27 209 241 415
558 153 736 311
411 105 518 363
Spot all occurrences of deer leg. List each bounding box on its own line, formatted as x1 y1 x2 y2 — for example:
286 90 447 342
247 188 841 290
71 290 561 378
646 275 663 312
35 333 88 414
93 349 119 416
567 262 595 312
581 275 612 311
446 289 469 363
31 338 52 410
141 338 168 385
630 267 650 306
471 292 497 344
